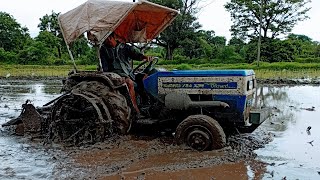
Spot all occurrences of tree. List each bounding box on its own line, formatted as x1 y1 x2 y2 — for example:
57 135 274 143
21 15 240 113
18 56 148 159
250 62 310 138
38 11 64 58
150 0 202 60
287 34 316 58
38 11 61 36
197 30 228 59
244 38 295 63
229 37 246 54
36 31 60 52
225 0 311 40
18 41 50 65
0 12 30 52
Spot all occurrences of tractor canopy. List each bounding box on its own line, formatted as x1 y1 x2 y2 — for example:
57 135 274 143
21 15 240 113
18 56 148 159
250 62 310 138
58 0 179 45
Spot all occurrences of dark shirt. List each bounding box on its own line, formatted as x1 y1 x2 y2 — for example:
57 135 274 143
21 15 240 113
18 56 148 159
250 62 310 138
100 43 145 77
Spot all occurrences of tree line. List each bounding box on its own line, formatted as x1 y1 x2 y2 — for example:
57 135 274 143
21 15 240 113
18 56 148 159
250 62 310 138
0 0 319 66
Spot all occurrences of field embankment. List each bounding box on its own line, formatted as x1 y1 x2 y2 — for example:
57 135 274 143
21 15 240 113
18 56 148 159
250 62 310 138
1 62 320 80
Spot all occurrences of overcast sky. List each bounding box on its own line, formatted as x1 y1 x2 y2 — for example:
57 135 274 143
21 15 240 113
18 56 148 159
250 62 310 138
1 0 319 42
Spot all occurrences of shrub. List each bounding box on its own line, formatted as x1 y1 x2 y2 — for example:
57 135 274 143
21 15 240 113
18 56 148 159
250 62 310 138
295 57 320 63
0 48 18 64
175 63 192 70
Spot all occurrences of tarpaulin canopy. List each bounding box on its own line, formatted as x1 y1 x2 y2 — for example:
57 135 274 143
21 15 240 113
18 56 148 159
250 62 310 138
58 0 179 45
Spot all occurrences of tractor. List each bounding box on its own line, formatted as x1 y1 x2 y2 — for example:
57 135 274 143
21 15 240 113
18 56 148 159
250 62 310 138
2 0 270 151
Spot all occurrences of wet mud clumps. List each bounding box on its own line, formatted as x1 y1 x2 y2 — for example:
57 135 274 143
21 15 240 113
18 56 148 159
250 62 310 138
227 130 274 160
49 130 274 179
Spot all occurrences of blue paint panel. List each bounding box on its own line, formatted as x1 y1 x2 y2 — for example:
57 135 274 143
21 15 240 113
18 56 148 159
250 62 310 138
143 69 255 98
213 95 247 113
143 72 159 98
162 82 238 89
156 70 255 77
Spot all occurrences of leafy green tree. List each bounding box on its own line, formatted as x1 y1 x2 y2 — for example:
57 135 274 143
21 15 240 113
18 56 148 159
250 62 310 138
244 38 295 63
37 11 95 64
35 31 60 55
38 11 65 58
286 34 316 58
228 37 246 57
197 30 228 59
18 41 50 65
225 0 311 40
70 35 91 59
0 12 30 52
198 30 226 46
216 46 245 63
198 38 213 59
150 0 201 60
38 11 61 36
0 48 18 63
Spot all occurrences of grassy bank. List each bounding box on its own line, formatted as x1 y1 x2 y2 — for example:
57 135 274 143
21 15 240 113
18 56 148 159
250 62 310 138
1 63 320 79
0 65 97 78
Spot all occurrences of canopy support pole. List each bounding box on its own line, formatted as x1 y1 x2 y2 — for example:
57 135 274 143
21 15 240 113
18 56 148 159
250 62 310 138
58 17 77 72
66 44 78 72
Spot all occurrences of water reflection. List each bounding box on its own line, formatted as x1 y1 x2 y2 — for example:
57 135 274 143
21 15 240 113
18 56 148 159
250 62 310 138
254 85 320 179
253 86 298 133
0 79 62 179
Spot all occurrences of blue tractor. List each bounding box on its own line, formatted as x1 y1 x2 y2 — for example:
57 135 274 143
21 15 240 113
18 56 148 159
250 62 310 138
2 0 269 151
51 58 269 151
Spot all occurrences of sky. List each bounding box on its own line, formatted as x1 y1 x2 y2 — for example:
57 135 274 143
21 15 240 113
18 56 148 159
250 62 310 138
1 0 319 42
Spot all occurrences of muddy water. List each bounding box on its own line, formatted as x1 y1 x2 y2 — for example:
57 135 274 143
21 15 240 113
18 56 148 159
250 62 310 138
0 80 62 179
253 85 320 179
0 79 320 179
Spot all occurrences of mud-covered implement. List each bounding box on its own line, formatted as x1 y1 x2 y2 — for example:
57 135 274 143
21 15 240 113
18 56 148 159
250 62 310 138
2 100 43 135
48 80 131 144
2 0 270 150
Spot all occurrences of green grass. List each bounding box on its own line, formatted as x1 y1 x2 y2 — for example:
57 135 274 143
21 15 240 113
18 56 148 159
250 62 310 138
0 65 97 78
254 69 320 79
1 62 320 79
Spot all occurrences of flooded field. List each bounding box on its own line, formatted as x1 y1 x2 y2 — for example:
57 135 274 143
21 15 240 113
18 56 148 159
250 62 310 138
0 79 319 179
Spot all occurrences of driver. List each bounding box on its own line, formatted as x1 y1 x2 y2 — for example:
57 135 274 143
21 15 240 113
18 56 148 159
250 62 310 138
99 32 153 114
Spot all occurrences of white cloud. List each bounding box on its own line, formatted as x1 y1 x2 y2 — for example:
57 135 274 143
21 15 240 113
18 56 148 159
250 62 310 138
1 0 319 42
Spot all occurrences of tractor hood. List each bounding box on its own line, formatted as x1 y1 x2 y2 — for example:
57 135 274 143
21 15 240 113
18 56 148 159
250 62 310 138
58 0 179 45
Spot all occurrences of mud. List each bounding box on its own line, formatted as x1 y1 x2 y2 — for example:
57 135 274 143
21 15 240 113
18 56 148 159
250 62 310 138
257 78 320 85
1 79 320 179
48 131 271 179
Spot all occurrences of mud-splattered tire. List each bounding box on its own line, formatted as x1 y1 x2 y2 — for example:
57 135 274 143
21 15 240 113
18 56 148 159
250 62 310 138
175 115 226 151
73 81 131 134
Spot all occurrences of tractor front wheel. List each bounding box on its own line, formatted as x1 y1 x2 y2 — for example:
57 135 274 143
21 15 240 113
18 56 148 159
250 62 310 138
175 115 226 151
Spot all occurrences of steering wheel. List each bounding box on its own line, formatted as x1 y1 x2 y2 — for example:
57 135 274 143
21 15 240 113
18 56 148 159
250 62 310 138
132 57 159 75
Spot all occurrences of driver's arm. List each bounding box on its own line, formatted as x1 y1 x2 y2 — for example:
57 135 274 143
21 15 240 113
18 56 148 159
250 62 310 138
125 44 151 62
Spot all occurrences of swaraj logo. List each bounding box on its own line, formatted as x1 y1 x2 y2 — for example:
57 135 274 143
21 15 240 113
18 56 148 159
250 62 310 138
162 82 237 89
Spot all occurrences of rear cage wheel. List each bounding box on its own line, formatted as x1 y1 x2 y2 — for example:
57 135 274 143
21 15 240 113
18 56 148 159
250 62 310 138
48 81 131 145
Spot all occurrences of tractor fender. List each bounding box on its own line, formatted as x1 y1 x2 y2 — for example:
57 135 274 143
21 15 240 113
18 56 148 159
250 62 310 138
62 71 126 92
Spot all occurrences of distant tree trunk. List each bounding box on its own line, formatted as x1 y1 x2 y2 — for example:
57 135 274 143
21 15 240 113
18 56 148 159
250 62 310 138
57 45 61 58
165 44 174 60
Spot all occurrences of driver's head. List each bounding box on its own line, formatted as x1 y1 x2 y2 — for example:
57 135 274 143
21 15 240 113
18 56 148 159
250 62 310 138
104 32 117 47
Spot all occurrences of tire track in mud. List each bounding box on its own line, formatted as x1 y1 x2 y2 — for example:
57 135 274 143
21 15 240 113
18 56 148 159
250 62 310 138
50 130 273 179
